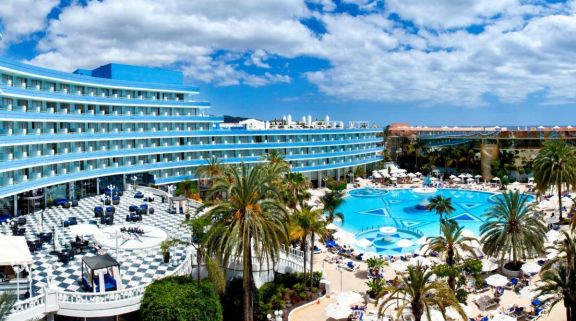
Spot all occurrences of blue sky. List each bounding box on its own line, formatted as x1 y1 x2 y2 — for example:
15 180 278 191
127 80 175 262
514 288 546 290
1 0 575 126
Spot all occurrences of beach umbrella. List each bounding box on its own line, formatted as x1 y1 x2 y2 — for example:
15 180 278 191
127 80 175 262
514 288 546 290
408 173 417 178
336 291 363 306
415 172 422 176
450 175 457 179
421 309 443 321
333 230 355 240
415 236 428 245
545 230 560 242
461 229 475 238
481 259 499 273
326 223 339 230
491 314 517 321
446 303 472 320
325 303 352 319
396 239 414 248
466 178 475 183
391 261 409 273
356 238 373 248
519 286 537 299
512 181 521 186
521 262 541 274
458 174 466 178
485 274 508 287
492 177 500 181
69 224 101 237
409 256 432 266
453 177 462 182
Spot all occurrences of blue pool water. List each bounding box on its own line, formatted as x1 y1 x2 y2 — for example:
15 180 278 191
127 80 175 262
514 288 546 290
335 188 534 256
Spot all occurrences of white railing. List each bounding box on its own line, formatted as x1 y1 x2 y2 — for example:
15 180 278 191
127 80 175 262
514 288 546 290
7 294 45 321
6 246 304 319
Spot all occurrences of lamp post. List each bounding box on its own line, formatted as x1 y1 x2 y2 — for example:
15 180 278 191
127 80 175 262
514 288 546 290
11 263 23 301
323 177 328 188
337 266 343 292
107 184 115 196
131 176 138 191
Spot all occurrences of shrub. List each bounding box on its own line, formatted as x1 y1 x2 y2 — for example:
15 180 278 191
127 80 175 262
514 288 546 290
141 276 222 321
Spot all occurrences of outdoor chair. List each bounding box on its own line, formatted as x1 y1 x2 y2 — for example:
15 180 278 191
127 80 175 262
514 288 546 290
138 204 148 215
55 198 69 207
94 206 103 217
71 200 79 207
148 207 155 214
129 205 139 213
63 202 71 209
63 217 78 227
134 191 144 198
104 199 111 205
112 196 120 205
17 217 27 226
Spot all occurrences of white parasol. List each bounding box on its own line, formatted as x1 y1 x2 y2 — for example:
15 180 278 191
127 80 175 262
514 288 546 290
391 260 409 273
409 256 432 266
481 259 499 273
325 303 352 319
521 262 541 274
396 239 414 248
356 238 373 248
485 274 508 287
335 291 363 306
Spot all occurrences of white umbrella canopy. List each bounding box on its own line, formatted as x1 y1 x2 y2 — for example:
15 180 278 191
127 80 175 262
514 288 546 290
415 172 422 176
538 200 554 210
356 238 373 248
481 259 499 273
545 229 561 242
492 177 501 181
421 309 444 321
449 175 457 179
491 313 517 321
461 229 476 238
391 260 409 273
446 303 472 320
458 174 467 178
512 181 521 186
69 223 101 236
325 303 352 319
521 262 541 274
474 175 482 179
333 230 355 240
452 177 462 182
396 239 414 248
408 173 417 178
485 274 508 287
326 223 339 230
519 285 537 299
416 236 428 245
336 291 363 306
409 256 432 266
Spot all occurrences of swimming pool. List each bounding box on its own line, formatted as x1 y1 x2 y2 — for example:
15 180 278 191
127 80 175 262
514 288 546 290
334 188 534 256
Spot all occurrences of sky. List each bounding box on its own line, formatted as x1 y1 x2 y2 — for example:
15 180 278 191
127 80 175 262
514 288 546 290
0 0 576 126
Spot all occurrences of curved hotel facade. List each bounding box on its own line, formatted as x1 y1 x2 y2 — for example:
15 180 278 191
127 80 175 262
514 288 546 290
0 57 382 216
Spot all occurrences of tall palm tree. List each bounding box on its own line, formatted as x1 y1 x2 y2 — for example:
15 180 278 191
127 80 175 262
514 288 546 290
377 264 465 321
284 172 311 209
424 220 477 290
202 164 289 321
533 139 576 221
289 206 329 287
427 195 455 233
480 191 546 268
261 151 290 187
321 190 345 224
537 231 576 321
175 179 197 199
195 156 223 196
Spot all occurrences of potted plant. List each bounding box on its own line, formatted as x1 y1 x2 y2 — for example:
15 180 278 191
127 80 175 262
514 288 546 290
160 239 175 263
365 278 384 302
365 257 385 278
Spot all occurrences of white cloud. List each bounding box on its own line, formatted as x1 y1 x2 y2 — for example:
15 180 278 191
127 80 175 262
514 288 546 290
27 0 313 84
0 0 59 49
386 0 520 29
11 0 576 107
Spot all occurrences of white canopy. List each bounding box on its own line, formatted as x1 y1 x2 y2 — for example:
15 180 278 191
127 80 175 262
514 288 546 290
336 291 363 305
69 224 101 236
325 303 351 319
492 177 501 181
408 173 417 178
474 175 482 178
396 239 414 248
415 172 422 176
521 262 541 274
485 274 508 287
0 236 33 265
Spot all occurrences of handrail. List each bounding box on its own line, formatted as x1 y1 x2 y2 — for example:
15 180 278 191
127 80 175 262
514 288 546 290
9 294 45 314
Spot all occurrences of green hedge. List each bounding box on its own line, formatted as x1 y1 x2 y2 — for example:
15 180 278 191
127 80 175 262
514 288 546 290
141 276 222 321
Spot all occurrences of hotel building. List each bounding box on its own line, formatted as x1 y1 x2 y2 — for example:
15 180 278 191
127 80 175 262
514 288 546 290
0 57 382 216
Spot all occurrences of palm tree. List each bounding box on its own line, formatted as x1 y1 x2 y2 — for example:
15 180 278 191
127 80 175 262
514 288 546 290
321 190 345 224
480 191 546 268
202 164 289 321
283 172 311 209
195 156 223 198
424 220 477 290
377 264 465 321
427 195 455 233
175 179 197 199
290 206 329 287
0 292 15 321
537 231 576 321
261 151 290 188
183 215 226 292
533 139 576 221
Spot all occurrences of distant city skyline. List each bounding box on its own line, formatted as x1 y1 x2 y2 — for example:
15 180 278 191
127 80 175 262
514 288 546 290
1 0 575 126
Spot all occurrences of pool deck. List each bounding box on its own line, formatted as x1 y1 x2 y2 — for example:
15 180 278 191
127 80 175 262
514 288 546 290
290 183 567 321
